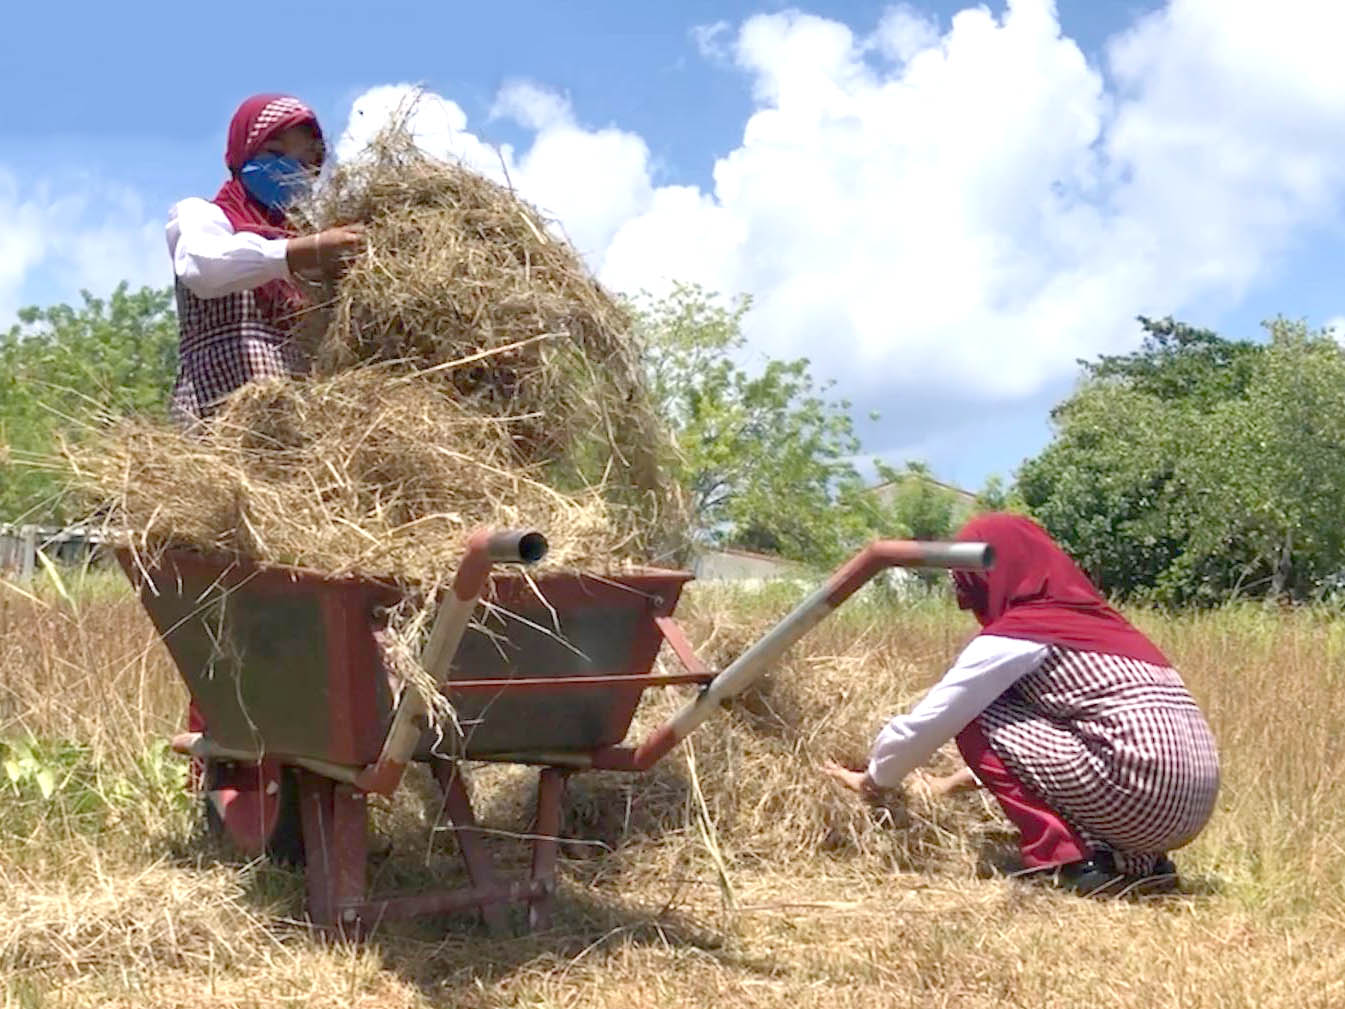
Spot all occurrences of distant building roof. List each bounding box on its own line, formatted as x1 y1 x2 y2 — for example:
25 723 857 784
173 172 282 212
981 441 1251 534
692 547 807 582
868 472 978 505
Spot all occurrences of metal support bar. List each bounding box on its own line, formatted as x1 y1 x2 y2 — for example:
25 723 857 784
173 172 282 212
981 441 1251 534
297 772 368 935
444 670 716 692
298 772 334 926
432 760 510 936
171 731 364 787
528 767 569 931
331 785 368 935
471 751 597 768
654 616 710 675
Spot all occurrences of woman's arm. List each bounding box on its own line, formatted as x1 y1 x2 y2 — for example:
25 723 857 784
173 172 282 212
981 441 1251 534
167 198 293 299
864 635 1049 790
167 200 366 299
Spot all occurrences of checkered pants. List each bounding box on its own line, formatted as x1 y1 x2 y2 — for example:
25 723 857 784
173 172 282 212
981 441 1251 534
977 645 1220 875
170 281 306 423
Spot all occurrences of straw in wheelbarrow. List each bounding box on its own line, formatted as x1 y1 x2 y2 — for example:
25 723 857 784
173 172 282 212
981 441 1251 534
61 368 629 585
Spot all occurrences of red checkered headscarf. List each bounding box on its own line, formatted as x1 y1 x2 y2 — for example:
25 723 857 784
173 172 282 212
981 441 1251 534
952 513 1169 666
211 94 323 323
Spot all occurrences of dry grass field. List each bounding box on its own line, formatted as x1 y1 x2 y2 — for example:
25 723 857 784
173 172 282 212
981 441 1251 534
2 571 1343 1008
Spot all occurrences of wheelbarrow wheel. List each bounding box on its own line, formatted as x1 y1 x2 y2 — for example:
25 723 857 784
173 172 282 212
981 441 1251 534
266 768 306 868
200 761 305 868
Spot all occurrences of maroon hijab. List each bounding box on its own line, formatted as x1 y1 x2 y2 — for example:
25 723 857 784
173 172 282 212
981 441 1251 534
210 94 323 321
952 513 1169 666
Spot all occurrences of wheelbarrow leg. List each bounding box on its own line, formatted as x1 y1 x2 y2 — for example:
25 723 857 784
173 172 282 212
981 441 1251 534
297 770 367 935
431 759 510 937
528 767 569 932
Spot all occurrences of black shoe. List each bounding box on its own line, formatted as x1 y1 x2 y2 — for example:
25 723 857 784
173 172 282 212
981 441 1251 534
1039 852 1179 898
1051 851 1127 897
1125 856 1179 895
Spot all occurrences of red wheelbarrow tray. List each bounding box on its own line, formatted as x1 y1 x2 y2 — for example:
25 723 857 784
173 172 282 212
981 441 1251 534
117 547 697 769
116 538 991 935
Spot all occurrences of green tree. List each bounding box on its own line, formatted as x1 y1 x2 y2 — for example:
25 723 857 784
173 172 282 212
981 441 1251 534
1017 315 1345 603
0 284 178 521
874 461 959 540
635 284 883 565
1082 315 1261 406
973 474 1028 514
1182 321 1345 599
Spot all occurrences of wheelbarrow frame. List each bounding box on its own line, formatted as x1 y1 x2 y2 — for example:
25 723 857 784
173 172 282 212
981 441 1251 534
120 534 991 936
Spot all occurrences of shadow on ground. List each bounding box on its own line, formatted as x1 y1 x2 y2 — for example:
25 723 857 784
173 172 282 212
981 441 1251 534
154 756 751 1004
155 755 1224 1006
971 836 1224 900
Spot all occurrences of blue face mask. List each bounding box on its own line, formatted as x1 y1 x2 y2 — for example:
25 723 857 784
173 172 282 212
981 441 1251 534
238 153 311 211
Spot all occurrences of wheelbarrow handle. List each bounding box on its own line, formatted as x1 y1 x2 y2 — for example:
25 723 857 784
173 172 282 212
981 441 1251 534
606 539 993 772
824 540 992 605
356 527 547 794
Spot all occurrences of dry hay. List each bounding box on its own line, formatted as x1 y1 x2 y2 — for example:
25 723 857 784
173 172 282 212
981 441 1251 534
527 590 1009 882
62 368 630 585
0 859 267 976
680 606 1000 874
293 126 678 546
57 120 687 585
7 585 1345 1007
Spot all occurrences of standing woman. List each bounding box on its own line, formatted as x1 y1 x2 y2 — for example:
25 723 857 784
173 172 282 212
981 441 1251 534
823 513 1220 895
167 94 363 858
167 92 364 421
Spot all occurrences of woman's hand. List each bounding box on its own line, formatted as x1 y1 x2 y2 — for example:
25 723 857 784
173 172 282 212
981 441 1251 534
913 766 981 798
286 223 367 277
820 760 886 802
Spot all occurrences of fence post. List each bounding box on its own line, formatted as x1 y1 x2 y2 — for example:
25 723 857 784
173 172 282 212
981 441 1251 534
20 524 37 582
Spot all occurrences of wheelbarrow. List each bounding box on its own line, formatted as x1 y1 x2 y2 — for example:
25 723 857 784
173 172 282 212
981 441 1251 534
118 533 991 935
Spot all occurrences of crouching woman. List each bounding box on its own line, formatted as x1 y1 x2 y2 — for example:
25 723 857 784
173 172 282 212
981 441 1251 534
823 513 1220 895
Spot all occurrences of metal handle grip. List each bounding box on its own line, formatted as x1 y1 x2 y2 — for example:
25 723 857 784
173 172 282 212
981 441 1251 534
887 541 993 570
483 529 549 564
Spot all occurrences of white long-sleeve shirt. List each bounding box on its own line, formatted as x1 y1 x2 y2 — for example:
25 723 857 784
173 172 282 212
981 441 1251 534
865 635 1050 789
165 198 291 299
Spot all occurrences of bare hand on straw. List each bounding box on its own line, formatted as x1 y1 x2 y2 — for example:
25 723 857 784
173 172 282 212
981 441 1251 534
820 759 886 803
287 223 367 277
913 766 981 799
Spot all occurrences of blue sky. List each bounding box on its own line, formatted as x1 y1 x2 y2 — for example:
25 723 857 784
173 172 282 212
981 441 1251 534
3 0 1343 491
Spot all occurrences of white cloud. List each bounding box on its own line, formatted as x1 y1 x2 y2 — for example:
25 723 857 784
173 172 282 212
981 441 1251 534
336 84 503 176
495 99 654 257
335 0 1345 414
605 0 1345 400
600 185 747 297
0 172 49 322
0 169 162 328
872 5 941 64
490 80 571 130
337 81 655 258
691 20 734 64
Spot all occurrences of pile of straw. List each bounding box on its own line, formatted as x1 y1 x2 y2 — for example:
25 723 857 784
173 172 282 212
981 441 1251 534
296 129 670 510
68 123 682 582
64 370 627 585
550 592 1004 876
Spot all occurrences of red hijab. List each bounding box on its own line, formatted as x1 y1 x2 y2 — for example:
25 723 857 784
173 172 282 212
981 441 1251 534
211 94 323 321
952 513 1169 666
